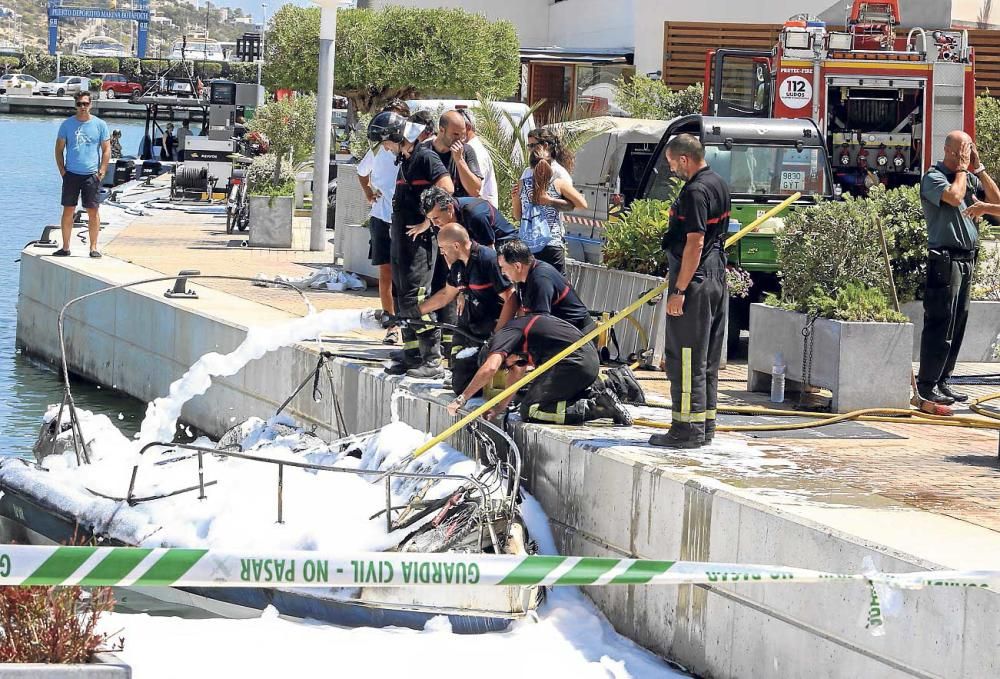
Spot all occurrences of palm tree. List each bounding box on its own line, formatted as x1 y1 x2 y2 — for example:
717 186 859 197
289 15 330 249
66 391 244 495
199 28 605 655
979 0 994 29
471 95 612 216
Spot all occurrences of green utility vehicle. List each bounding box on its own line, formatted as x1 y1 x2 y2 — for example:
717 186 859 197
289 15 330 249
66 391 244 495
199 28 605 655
637 114 836 351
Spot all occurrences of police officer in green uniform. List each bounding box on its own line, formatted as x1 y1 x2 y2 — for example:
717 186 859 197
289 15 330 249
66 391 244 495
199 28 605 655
649 134 730 449
918 131 1000 404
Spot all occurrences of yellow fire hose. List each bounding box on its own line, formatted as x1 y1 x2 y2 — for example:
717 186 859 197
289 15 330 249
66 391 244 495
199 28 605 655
408 192 803 459
635 401 1000 432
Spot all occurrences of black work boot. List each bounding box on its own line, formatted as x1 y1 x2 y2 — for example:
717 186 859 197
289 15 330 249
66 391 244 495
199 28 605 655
704 419 716 443
916 382 955 406
385 355 418 375
406 334 445 379
588 387 633 425
937 381 968 403
648 422 705 449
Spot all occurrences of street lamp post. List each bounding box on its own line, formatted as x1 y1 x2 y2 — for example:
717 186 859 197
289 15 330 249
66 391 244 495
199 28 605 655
309 0 341 251
257 3 267 86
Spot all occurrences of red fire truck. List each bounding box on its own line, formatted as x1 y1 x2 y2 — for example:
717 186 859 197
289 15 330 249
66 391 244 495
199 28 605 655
702 0 976 195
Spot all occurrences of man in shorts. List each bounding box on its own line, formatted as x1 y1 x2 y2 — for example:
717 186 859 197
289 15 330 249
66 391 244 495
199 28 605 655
54 91 111 257
358 99 410 344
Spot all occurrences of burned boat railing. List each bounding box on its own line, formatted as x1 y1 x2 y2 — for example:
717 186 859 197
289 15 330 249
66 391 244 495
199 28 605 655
126 439 502 549
53 273 315 466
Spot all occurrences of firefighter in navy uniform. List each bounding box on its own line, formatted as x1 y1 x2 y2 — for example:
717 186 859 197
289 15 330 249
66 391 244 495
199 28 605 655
367 111 455 378
446 314 633 426
495 239 596 335
650 134 731 449
421 185 517 247
417 223 515 395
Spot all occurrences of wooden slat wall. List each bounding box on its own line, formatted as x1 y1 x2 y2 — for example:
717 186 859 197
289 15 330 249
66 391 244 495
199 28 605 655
662 22 1000 96
968 29 1000 95
662 22 782 90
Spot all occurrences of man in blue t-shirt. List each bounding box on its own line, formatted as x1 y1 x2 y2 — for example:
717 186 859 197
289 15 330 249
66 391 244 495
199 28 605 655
53 91 111 258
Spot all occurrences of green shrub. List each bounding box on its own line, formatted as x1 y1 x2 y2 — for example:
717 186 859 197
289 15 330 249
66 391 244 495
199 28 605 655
347 111 374 161
866 185 926 302
195 61 223 79
613 74 703 120
775 190 899 318
224 62 258 83
169 60 194 75
120 57 141 81
88 78 103 92
250 179 296 198
246 154 294 192
60 55 93 76
976 93 1000 178
90 57 119 73
0 56 20 72
23 52 57 81
602 197 676 276
140 59 170 76
974 246 1000 301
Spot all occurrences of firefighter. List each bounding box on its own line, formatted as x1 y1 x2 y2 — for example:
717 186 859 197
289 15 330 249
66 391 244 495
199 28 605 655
421 186 516 247
417 223 514 395
917 132 1000 404
367 111 454 378
496 239 595 334
650 134 730 449
446 313 632 426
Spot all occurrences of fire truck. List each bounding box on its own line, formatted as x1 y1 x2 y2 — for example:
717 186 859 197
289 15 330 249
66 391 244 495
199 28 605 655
702 0 976 195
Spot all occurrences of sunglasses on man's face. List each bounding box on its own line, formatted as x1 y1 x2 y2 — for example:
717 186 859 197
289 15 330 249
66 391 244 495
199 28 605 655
76 101 91 107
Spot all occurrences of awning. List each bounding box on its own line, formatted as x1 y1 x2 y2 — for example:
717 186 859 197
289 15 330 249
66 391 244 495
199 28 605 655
519 46 634 65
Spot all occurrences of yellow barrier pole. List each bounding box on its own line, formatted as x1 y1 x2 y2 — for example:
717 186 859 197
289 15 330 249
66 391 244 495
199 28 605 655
408 192 803 459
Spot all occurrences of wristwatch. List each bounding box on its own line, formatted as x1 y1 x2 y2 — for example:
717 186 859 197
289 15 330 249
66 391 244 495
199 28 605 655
973 165 988 175
671 287 686 296
454 394 467 407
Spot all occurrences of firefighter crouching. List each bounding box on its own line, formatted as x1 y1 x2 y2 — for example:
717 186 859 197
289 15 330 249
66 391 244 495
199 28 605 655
417 223 514 396
367 111 455 379
446 314 634 426
650 134 730 449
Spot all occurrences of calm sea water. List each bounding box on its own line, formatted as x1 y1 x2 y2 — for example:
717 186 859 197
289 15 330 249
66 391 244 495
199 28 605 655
0 114 148 457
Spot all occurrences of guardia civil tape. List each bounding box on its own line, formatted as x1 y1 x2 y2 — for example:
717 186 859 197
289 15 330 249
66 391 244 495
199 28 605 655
0 545 997 593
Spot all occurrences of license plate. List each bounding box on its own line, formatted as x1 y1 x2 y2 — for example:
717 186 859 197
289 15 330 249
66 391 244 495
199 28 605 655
780 171 805 191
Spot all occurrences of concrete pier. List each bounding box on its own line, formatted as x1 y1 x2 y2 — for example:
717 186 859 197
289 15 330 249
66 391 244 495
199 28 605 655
14 198 1000 679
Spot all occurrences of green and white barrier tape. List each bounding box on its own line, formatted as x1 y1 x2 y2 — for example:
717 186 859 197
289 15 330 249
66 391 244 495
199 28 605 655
0 545 996 593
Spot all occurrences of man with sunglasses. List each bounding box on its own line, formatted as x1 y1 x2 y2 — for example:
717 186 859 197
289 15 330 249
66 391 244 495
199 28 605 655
54 91 110 258
446 313 632 426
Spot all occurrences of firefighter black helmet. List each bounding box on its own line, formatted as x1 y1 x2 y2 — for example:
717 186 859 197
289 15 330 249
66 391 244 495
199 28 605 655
367 111 407 143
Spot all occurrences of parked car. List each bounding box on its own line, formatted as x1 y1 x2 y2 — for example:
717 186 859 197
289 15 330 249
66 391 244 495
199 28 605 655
36 75 88 97
0 73 38 94
89 73 142 99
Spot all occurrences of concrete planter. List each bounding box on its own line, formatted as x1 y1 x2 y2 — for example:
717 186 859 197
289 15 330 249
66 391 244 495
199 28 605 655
248 195 294 248
748 303 913 412
332 164 369 265
0 653 131 677
340 221 378 280
902 300 1000 362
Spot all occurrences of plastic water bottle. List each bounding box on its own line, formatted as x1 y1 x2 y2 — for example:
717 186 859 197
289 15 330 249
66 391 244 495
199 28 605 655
771 352 786 404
